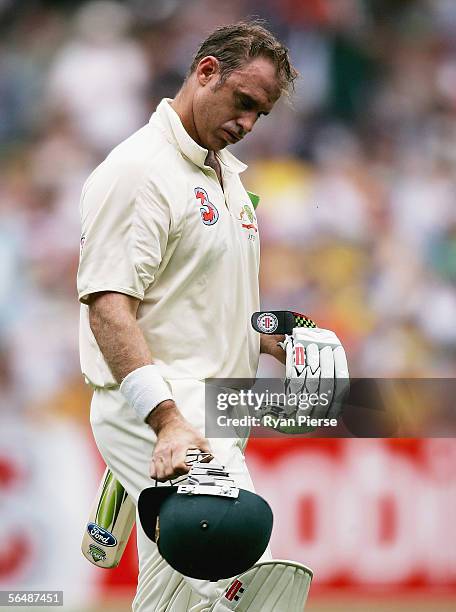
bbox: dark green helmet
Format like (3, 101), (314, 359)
(138, 461), (273, 581)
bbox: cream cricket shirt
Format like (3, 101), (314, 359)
(77, 99), (261, 388)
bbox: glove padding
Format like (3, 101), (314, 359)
(282, 327), (349, 420)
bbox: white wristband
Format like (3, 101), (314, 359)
(120, 364), (173, 422)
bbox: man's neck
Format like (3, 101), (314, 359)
(171, 87), (202, 148)
(171, 87), (223, 188)
(205, 151), (223, 188)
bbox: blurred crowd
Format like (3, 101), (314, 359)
(1, 0), (456, 418)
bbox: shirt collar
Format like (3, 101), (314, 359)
(150, 98), (247, 174)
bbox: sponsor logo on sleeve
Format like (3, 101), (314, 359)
(80, 234), (86, 255)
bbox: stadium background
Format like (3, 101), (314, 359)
(1, 0), (456, 610)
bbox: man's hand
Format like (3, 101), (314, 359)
(260, 333), (286, 364)
(259, 327), (349, 435)
(147, 400), (212, 482)
(283, 327), (349, 419)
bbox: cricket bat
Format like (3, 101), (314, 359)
(81, 468), (136, 568)
(82, 451), (212, 568)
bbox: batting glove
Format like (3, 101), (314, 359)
(281, 327), (349, 419)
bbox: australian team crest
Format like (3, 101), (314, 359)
(194, 187), (219, 226)
(238, 203), (258, 233)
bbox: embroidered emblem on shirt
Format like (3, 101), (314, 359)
(194, 187), (219, 226)
(238, 204), (258, 232)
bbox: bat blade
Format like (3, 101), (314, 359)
(81, 468), (136, 568)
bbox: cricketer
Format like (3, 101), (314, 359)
(77, 20), (347, 611)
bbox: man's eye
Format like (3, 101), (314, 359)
(238, 97), (254, 110)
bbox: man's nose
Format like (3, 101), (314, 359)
(236, 112), (257, 135)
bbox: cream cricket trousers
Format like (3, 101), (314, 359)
(90, 379), (270, 612)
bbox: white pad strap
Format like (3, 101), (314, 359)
(211, 560), (313, 611)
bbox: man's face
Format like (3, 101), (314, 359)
(192, 56), (282, 151)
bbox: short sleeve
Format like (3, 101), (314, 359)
(77, 159), (171, 305)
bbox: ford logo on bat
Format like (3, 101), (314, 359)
(87, 522), (117, 547)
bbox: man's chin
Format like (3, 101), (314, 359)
(208, 135), (228, 152)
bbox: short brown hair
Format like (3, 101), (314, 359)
(188, 20), (298, 96)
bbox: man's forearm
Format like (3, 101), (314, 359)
(89, 292), (152, 383)
(146, 399), (185, 432)
(88, 292), (185, 433)
(87, 292), (211, 480)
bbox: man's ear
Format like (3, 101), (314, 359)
(195, 56), (220, 86)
